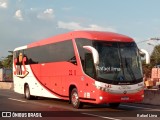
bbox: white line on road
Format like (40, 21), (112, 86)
(121, 104), (160, 111)
(82, 113), (122, 120)
(8, 98), (26, 103)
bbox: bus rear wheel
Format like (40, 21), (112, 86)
(71, 88), (83, 109)
(109, 103), (120, 108)
(24, 85), (33, 100)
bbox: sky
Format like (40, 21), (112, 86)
(0, 0), (160, 58)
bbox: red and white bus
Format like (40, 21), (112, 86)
(13, 31), (145, 108)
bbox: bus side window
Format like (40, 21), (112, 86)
(84, 53), (95, 78)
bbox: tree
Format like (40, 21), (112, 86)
(142, 62), (152, 78)
(142, 45), (160, 78)
(150, 45), (160, 66)
(0, 61), (3, 68)
(1, 51), (13, 68)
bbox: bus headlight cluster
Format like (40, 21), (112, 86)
(96, 86), (109, 92)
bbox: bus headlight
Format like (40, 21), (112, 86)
(99, 96), (103, 100)
(96, 86), (107, 91)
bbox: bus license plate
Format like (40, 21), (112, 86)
(121, 96), (129, 100)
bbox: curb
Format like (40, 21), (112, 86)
(0, 82), (14, 90)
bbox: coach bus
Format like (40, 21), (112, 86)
(13, 31), (147, 108)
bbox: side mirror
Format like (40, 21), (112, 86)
(83, 46), (99, 66)
(140, 49), (150, 64)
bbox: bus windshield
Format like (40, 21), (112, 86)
(75, 38), (143, 85)
(95, 42), (143, 84)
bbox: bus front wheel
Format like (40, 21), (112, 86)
(71, 88), (83, 109)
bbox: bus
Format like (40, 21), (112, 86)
(13, 31), (146, 109)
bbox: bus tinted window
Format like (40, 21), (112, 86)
(14, 40), (77, 65)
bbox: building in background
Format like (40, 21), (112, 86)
(0, 68), (13, 82)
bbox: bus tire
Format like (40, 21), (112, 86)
(24, 85), (33, 100)
(71, 88), (83, 109)
(109, 103), (120, 108)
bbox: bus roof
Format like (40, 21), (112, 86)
(27, 31), (134, 48)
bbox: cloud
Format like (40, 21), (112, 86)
(58, 21), (83, 30)
(57, 21), (117, 32)
(0, 0), (8, 8)
(37, 8), (54, 20)
(14, 10), (23, 21)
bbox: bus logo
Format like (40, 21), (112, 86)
(14, 52), (29, 78)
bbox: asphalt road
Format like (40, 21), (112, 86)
(0, 89), (160, 120)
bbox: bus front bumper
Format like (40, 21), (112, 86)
(95, 90), (144, 104)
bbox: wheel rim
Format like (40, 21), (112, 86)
(72, 92), (79, 106)
(25, 87), (30, 98)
